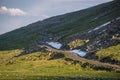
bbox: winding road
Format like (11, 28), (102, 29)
(38, 44), (120, 72)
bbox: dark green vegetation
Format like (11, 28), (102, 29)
(0, 1), (120, 50)
(0, 0), (120, 80)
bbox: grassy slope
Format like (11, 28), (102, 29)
(0, 50), (120, 80)
(0, 1), (120, 80)
(49, 1), (120, 39)
(96, 44), (120, 62)
(68, 39), (85, 49)
(0, 27), (43, 50)
(0, 1), (120, 50)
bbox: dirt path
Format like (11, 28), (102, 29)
(38, 44), (120, 72)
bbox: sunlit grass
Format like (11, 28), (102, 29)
(0, 50), (120, 79)
(68, 39), (85, 49)
(96, 44), (120, 61)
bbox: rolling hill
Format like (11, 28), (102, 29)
(0, 0), (120, 80)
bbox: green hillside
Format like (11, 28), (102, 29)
(0, 0), (120, 80)
(0, 1), (120, 50)
(0, 50), (120, 80)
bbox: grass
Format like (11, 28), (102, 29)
(0, 27), (42, 50)
(0, 50), (120, 79)
(0, 59), (120, 79)
(0, 1), (120, 51)
(48, 1), (120, 40)
(96, 44), (120, 62)
(0, 1), (120, 80)
(68, 39), (85, 49)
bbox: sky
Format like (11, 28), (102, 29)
(0, 0), (112, 35)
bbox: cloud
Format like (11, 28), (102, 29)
(0, 6), (26, 16)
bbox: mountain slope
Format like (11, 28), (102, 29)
(0, 1), (120, 79)
(0, 1), (120, 50)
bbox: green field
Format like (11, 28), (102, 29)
(0, 50), (120, 80)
